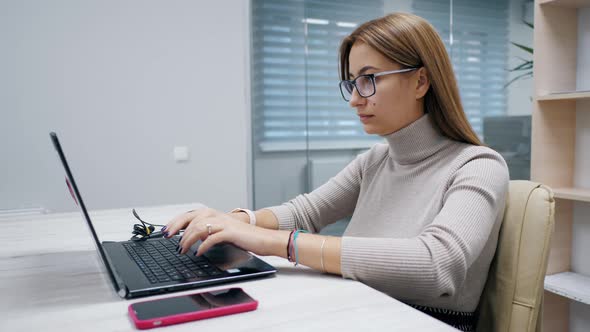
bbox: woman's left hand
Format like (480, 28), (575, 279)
(163, 208), (283, 257)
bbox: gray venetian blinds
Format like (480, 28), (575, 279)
(252, 0), (384, 151)
(412, 0), (509, 136)
(252, 0), (509, 150)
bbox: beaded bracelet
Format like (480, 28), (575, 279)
(286, 230), (295, 262)
(288, 230), (297, 263)
(319, 237), (327, 272)
(292, 230), (308, 266)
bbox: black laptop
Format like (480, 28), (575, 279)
(50, 132), (276, 299)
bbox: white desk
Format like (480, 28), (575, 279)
(0, 204), (457, 331)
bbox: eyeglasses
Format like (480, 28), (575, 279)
(339, 68), (418, 102)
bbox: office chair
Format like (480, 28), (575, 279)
(476, 180), (555, 332)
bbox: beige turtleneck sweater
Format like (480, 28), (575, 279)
(266, 114), (509, 312)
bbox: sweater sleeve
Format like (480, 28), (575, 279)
(340, 151), (509, 300)
(264, 149), (372, 233)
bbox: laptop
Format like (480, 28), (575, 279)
(50, 132), (276, 299)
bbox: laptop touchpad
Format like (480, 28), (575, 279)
(204, 243), (252, 270)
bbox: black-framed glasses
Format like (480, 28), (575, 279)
(339, 68), (418, 102)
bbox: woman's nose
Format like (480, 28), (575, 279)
(348, 87), (366, 108)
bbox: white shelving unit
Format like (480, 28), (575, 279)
(545, 272), (590, 305)
(536, 90), (590, 101)
(552, 188), (590, 203)
(531, 0), (590, 330)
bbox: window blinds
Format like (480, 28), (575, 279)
(412, 0), (509, 136)
(252, 0), (384, 151)
(252, 0), (508, 151)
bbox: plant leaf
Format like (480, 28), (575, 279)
(523, 21), (534, 29)
(504, 71), (533, 89)
(511, 42), (534, 54)
(509, 61), (533, 72)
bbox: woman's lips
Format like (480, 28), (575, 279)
(358, 114), (374, 123)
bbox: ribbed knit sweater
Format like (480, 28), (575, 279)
(266, 114), (509, 312)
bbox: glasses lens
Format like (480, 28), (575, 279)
(356, 76), (374, 97)
(340, 81), (354, 101)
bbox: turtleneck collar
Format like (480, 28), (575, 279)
(383, 113), (451, 165)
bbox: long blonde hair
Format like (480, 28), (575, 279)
(339, 13), (482, 146)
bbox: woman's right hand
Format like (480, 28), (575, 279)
(163, 208), (249, 237)
(162, 208), (286, 257)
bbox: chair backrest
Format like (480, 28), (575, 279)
(476, 180), (555, 332)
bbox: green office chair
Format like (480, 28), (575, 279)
(476, 180), (555, 332)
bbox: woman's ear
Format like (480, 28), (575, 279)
(415, 67), (430, 99)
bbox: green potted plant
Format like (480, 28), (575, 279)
(505, 22), (533, 88)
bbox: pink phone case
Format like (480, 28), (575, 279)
(128, 288), (258, 330)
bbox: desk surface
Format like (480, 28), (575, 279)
(0, 204), (457, 331)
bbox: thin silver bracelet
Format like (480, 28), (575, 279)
(320, 238), (327, 272)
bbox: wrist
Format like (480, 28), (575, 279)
(261, 228), (290, 258)
(230, 208), (256, 225)
(228, 211), (250, 224)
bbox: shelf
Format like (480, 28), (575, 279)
(545, 272), (590, 305)
(553, 187), (590, 202)
(539, 0), (590, 8)
(536, 91), (590, 101)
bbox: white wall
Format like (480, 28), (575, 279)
(0, 0), (251, 213)
(576, 8), (590, 92)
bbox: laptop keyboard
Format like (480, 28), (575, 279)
(123, 237), (222, 284)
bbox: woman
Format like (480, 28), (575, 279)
(163, 13), (508, 331)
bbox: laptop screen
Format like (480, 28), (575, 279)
(50, 132), (127, 297)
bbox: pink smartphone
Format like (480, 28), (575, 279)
(128, 287), (258, 329)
